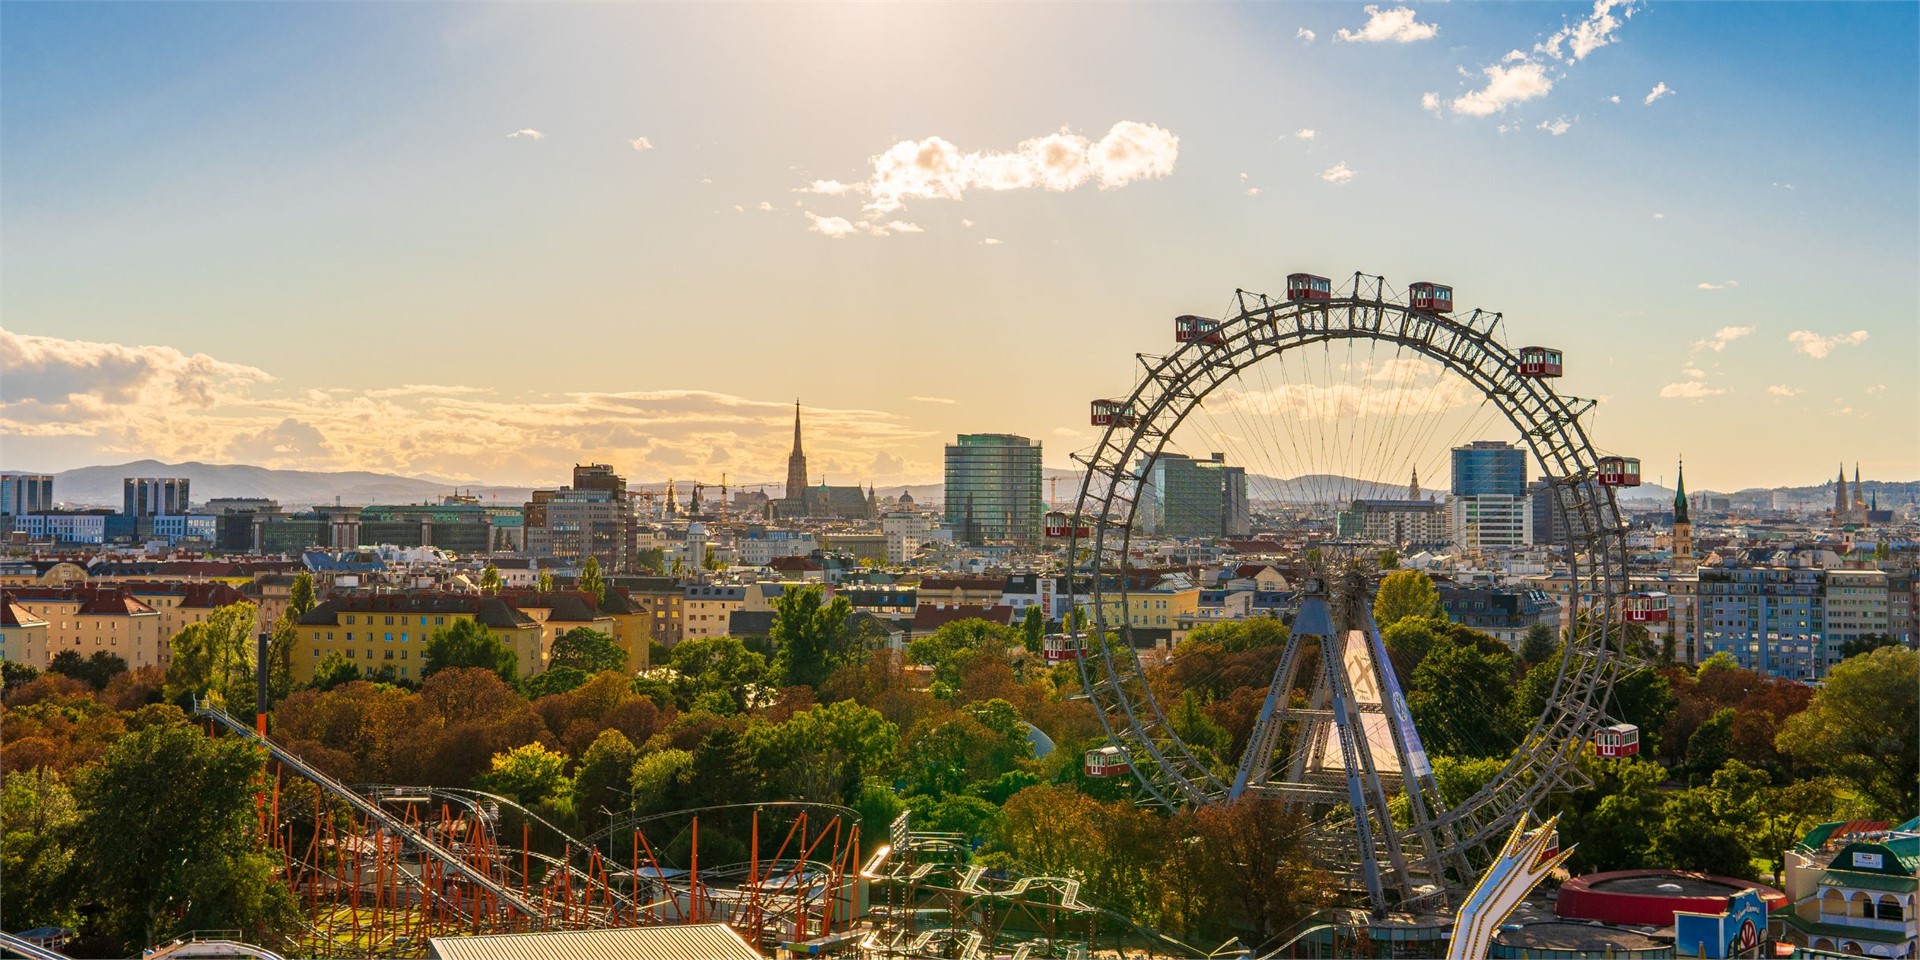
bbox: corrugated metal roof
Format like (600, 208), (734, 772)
(428, 924), (762, 960)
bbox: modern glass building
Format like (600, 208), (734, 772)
(0, 474), (53, 515)
(944, 434), (1043, 546)
(1137, 452), (1248, 538)
(1451, 440), (1527, 496)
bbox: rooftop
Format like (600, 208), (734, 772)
(427, 924), (762, 960)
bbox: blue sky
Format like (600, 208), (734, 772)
(3, 2), (1914, 492)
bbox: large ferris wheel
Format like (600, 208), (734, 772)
(1058, 272), (1645, 915)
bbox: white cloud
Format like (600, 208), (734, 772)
(1681, 366), (1706, 380)
(959, 219), (975, 228)
(1772, 182), (1795, 190)
(1832, 405), (1854, 416)
(3, 331), (943, 483)
(1320, 161), (1356, 185)
(1660, 381), (1727, 400)
(981, 238), (1003, 246)
(1297, 27), (1316, 42)
(1609, 95), (1621, 104)
(757, 201), (773, 212)
(1766, 385), (1802, 398)
(1864, 384), (1887, 395)
(731, 204), (746, 214)
(798, 179), (857, 195)
(1336, 5), (1439, 43)
(628, 136), (653, 151)
(1537, 0), (1636, 63)
(1421, 92), (1442, 115)
(1644, 82), (1673, 105)
(1539, 117), (1574, 136)
(908, 396), (956, 405)
(1691, 326), (1754, 352)
(1451, 61), (1553, 115)
(1788, 330), (1869, 359)
(1246, 187), (1263, 196)
(1294, 128), (1318, 140)
(815, 121), (1178, 226)
(1696, 280), (1740, 291)
(805, 212), (859, 239)
(1652, 213), (1665, 219)
(507, 129), (545, 140)
(883, 220), (924, 234)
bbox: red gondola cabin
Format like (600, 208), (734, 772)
(1517, 346), (1564, 378)
(1085, 745), (1130, 777)
(1409, 282), (1454, 314)
(1044, 512), (1090, 539)
(1042, 633), (1087, 663)
(1174, 314), (1225, 345)
(1286, 273), (1333, 301)
(1090, 399), (1137, 428)
(1593, 723), (1640, 758)
(1596, 456), (1642, 487)
(1623, 592), (1670, 623)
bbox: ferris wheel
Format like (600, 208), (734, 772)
(1057, 272), (1643, 915)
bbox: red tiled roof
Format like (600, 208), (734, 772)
(1, 600), (47, 628)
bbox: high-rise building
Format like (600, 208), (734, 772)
(571, 463), (633, 567)
(0, 474), (54, 515)
(1527, 478), (1570, 547)
(1449, 494), (1532, 551)
(123, 477), (191, 517)
(1337, 499), (1448, 546)
(944, 434), (1043, 546)
(1451, 440), (1527, 496)
(1138, 453), (1249, 538)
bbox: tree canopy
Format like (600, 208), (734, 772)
(422, 619), (518, 682)
(1372, 569), (1445, 630)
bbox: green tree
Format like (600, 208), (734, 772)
(745, 700), (899, 804)
(479, 742), (571, 807)
(537, 569), (555, 592)
(549, 627), (628, 674)
(307, 652), (361, 691)
(1373, 569), (1445, 630)
(1649, 786), (1755, 879)
(422, 619), (518, 682)
(629, 749), (695, 818)
(1183, 616), (1289, 653)
(479, 563), (502, 594)
(1520, 623), (1557, 666)
(1, 767), (81, 932)
(1777, 645), (1919, 816)
(166, 600), (260, 701)
(572, 730), (640, 836)
(579, 557), (606, 604)
(288, 571), (317, 618)
(908, 618), (1015, 687)
(1685, 707), (1736, 784)
(1170, 690), (1230, 759)
(1836, 632), (1899, 660)
(48, 650), (128, 690)
(636, 548), (666, 575)
(1560, 756), (1666, 872)
(1, 660), (40, 692)
(666, 636), (769, 713)
(1020, 606), (1046, 655)
(1408, 639), (1519, 759)
(520, 665), (591, 699)
(70, 724), (298, 953)
(770, 584), (859, 688)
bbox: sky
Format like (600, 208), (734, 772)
(2, 1), (1915, 494)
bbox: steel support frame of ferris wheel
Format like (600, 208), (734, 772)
(1065, 273), (1638, 909)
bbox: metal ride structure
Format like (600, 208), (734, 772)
(1061, 272), (1641, 918)
(194, 702), (863, 958)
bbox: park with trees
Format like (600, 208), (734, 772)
(2, 570), (1915, 954)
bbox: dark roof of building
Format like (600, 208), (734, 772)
(1, 600), (47, 628)
(768, 556), (824, 572)
(728, 610), (778, 638)
(427, 924), (762, 960)
(912, 604), (1016, 631)
(496, 590), (605, 622)
(7, 585), (160, 616)
(918, 576), (1004, 592)
(120, 580), (252, 608)
(297, 593), (535, 630)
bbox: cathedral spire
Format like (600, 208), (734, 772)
(784, 400), (809, 511)
(1673, 457), (1689, 524)
(1409, 467), (1421, 501)
(792, 399), (804, 456)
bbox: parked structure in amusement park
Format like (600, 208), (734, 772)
(1055, 271), (1647, 946)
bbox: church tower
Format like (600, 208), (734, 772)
(785, 401), (809, 517)
(1853, 463), (1868, 517)
(1671, 458), (1695, 575)
(1834, 463), (1849, 526)
(1409, 467), (1421, 501)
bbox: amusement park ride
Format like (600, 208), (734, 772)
(171, 270), (1647, 959)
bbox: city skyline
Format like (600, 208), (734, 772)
(4, 2), (1917, 491)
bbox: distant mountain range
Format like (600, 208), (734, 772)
(21, 460), (1705, 511)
